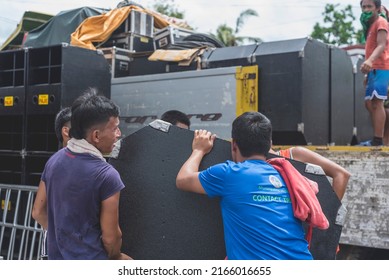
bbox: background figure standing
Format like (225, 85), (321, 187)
(54, 106), (72, 147)
(40, 106), (72, 260)
(32, 88), (131, 260)
(359, 0), (389, 146)
(176, 112), (315, 260)
(161, 110), (190, 129)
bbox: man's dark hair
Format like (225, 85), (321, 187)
(54, 107), (71, 144)
(360, 0), (381, 8)
(70, 88), (120, 139)
(231, 112), (272, 157)
(161, 110), (190, 128)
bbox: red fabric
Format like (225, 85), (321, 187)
(305, 224), (313, 249)
(277, 148), (292, 159)
(267, 158), (329, 230)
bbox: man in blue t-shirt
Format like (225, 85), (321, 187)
(32, 89), (131, 260)
(176, 112), (312, 260)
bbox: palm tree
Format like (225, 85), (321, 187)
(216, 24), (236, 46)
(153, 0), (185, 19)
(214, 9), (261, 46)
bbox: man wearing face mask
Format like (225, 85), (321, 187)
(359, 0), (389, 146)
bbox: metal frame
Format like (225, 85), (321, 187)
(0, 183), (43, 260)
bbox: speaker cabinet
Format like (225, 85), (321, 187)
(330, 47), (354, 145)
(0, 44), (112, 186)
(26, 44), (111, 115)
(110, 122), (343, 259)
(110, 123), (228, 260)
(205, 44), (258, 69)
(253, 38), (331, 145)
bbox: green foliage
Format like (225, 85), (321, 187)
(214, 9), (261, 47)
(153, 0), (184, 19)
(216, 24), (236, 46)
(311, 4), (364, 46)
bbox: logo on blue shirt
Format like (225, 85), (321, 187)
(269, 175), (283, 188)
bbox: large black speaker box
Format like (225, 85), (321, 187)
(0, 49), (27, 152)
(253, 38), (331, 145)
(0, 48), (26, 115)
(110, 121), (343, 259)
(200, 37), (356, 145)
(205, 44), (258, 69)
(110, 122), (228, 259)
(0, 44), (112, 185)
(0, 152), (22, 184)
(330, 47), (354, 145)
(26, 44), (111, 115)
(25, 44), (111, 152)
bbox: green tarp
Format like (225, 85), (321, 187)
(24, 7), (109, 48)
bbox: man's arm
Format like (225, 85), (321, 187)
(100, 192), (132, 260)
(32, 180), (48, 229)
(292, 146), (350, 200)
(176, 130), (216, 194)
(361, 29), (387, 74)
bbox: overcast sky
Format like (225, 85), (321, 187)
(0, 0), (367, 46)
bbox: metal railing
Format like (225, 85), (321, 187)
(0, 183), (44, 260)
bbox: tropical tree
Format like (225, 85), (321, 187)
(311, 4), (363, 46)
(214, 9), (261, 46)
(153, 0), (184, 19)
(216, 24), (236, 46)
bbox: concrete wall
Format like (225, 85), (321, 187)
(314, 147), (389, 250)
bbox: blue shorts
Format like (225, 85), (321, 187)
(365, 69), (389, 100)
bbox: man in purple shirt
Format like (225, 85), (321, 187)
(32, 88), (131, 260)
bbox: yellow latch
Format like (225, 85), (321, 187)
(235, 65), (258, 116)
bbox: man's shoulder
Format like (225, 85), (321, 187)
(46, 148), (66, 163)
(377, 16), (388, 23)
(374, 16), (389, 29)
